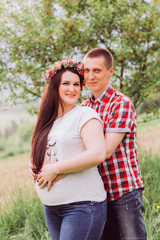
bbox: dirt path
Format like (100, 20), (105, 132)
(0, 153), (35, 206)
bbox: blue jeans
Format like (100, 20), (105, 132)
(100, 189), (147, 240)
(44, 200), (107, 240)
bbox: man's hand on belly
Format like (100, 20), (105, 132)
(51, 174), (66, 187)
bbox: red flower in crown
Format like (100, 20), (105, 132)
(45, 59), (84, 83)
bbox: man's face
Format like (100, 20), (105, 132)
(83, 57), (114, 99)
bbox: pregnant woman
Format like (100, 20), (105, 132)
(30, 59), (107, 240)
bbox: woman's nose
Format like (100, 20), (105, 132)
(68, 84), (74, 91)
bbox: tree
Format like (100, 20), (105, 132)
(57, 0), (160, 108)
(0, 0), (160, 110)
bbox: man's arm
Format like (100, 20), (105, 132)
(48, 132), (126, 185)
(104, 99), (135, 158)
(105, 132), (126, 159)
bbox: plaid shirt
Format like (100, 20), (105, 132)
(82, 85), (144, 201)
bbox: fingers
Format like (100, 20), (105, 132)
(47, 181), (52, 191)
(37, 176), (51, 191)
(29, 168), (36, 178)
(37, 173), (50, 189)
(29, 167), (37, 182)
(37, 174), (66, 190)
(38, 179), (48, 189)
(33, 176), (37, 183)
(37, 172), (64, 190)
(51, 174), (66, 186)
(40, 181), (48, 189)
(37, 178), (52, 190)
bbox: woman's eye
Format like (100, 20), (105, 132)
(62, 82), (69, 85)
(62, 82), (80, 86)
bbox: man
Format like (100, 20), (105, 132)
(82, 48), (147, 240)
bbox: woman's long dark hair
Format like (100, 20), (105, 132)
(31, 68), (83, 173)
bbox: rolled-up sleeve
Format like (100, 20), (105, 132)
(105, 100), (136, 133)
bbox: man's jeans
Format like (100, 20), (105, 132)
(101, 189), (147, 240)
(44, 200), (107, 240)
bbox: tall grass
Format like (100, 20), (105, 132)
(0, 187), (50, 240)
(140, 152), (160, 240)
(141, 153), (160, 203)
(0, 152), (160, 239)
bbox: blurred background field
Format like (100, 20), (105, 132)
(137, 117), (160, 156)
(0, 108), (36, 159)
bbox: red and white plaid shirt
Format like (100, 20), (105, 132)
(82, 85), (144, 201)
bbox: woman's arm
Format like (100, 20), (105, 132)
(38, 118), (106, 190)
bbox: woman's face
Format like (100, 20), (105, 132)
(59, 71), (81, 108)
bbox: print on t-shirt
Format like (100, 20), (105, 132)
(46, 136), (58, 163)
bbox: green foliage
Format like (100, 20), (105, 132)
(137, 92), (160, 112)
(0, 0), (65, 105)
(58, 0), (160, 108)
(137, 93), (160, 122)
(0, 0), (160, 109)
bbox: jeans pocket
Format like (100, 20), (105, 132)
(132, 189), (143, 205)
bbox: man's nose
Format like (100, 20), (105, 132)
(88, 71), (94, 79)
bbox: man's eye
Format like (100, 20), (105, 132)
(95, 69), (100, 72)
(74, 83), (80, 86)
(84, 69), (89, 73)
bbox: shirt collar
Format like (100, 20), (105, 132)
(89, 85), (114, 104)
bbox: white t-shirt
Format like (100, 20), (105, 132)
(36, 105), (106, 206)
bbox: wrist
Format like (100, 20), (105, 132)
(52, 163), (60, 175)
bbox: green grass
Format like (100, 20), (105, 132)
(0, 187), (50, 240)
(140, 153), (160, 239)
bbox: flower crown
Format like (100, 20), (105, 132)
(45, 59), (84, 83)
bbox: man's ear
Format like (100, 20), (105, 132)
(108, 66), (114, 78)
(109, 66), (115, 75)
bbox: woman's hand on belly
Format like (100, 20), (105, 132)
(37, 163), (58, 191)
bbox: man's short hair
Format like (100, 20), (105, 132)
(84, 48), (113, 69)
